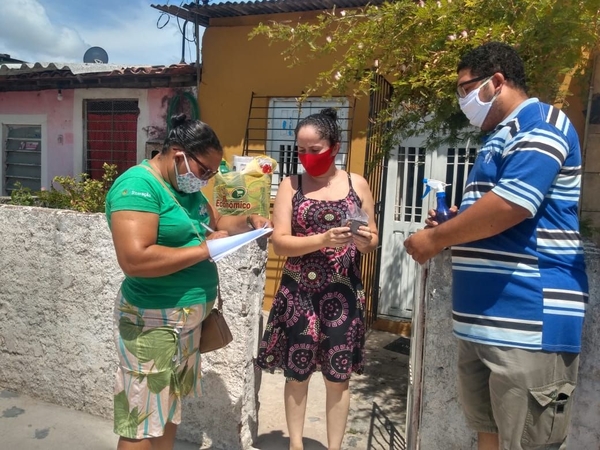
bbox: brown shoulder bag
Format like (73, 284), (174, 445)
(200, 286), (233, 353)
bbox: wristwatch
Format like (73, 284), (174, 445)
(246, 215), (255, 230)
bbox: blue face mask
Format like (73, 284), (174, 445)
(175, 154), (208, 193)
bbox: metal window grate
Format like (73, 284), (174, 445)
(445, 146), (477, 207)
(242, 94), (354, 196)
(2, 124), (42, 195)
(396, 146), (427, 223)
(85, 100), (138, 179)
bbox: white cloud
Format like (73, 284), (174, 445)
(0, 0), (88, 62)
(0, 0), (198, 66)
(80, 5), (196, 66)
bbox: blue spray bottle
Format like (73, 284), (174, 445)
(422, 178), (455, 224)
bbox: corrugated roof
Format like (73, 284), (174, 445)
(151, 0), (388, 27)
(0, 62), (195, 76)
(0, 63), (199, 92)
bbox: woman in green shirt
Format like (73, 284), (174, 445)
(105, 114), (270, 450)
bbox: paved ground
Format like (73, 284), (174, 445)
(0, 328), (408, 450)
(254, 328), (409, 450)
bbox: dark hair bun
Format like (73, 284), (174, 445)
(170, 113), (187, 130)
(320, 107), (338, 122)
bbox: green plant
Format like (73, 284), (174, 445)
(10, 182), (36, 206)
(53, 163), (118, 213)
(10, 163), (118, 213)
(36, 186), (72, 210)
(251, 0), (600, 150)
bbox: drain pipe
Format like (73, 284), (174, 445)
(195, 0), (201, 94)
(180, 20), (188, 64)
(580, 52), (598, 217)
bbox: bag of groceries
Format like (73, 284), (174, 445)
(213, 155), (277, 217)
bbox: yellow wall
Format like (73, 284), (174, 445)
(198, 12), (370, 309)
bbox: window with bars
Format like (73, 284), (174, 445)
(395, 146), (426, 222)
(243, 95), (353, 197)
(85, 100), (138, 179)
(2, 124), (42, 196)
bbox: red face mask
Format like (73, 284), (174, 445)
(298, 147), (335, 177)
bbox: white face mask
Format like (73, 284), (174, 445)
(175, 154), (208, 193)
(458, 78), (499, 128)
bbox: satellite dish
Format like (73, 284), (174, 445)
(83, 47), (109, 64)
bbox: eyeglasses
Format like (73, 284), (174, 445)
(456, 75), (493, 98)
(186, 152), (219, 180)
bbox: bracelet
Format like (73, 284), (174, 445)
(246, 215), (255, 230)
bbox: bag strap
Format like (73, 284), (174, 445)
(141, 163), (224, 310)
(217, 284), (224, 311)
(140, 163), (203, 243)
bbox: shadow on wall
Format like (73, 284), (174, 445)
(379, 229), (422, 320)
(179, 370), (243, 449)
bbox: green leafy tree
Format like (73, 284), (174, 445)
(252, 0), (600, 148)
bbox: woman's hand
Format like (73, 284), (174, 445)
(248, 214), (273, 230)
(211, 208), (273, 235)
(321, 226), (353, 248)
(206, 230), (229, 240)
(352, 225), (375, 250)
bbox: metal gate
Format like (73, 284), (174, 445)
(378, 139), (478, 320)
(360, 74), (393, 329)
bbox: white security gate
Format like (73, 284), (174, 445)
(378, 137), (477, 319)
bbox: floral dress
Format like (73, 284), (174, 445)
(256, 174), (366, 382)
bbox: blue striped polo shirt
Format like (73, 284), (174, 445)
(452, 98), (589, 353)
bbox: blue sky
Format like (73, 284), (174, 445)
(0, 0), (232, 66)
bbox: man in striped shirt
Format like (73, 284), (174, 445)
(404, 42), (588, 450)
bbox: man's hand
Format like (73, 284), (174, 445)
(403, 228), (444, 264)
(425, 205), (458, 228)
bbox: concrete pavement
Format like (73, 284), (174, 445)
(0, 328), (408, 450)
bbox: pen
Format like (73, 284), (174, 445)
(200, 222), (215, 233)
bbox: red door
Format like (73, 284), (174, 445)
(86, 100), (139, 179)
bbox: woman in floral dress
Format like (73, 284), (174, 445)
(256, 108), (379, 450)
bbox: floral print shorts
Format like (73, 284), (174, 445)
(113, 291), (213, 439)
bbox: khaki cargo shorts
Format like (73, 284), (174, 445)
(457, 339), (579, 450)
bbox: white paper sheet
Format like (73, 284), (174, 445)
(206, 226), (273, 262)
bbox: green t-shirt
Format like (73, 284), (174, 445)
(105, 160), (218, 309)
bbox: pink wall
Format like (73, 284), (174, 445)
(0, 87), (178, 188)
(147, 89), (174, 140)
(0, 90), (75, 182)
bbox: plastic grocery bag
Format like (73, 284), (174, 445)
(343, 202), (369, 234)
(213, 155), (277, 217)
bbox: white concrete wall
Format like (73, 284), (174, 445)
(410, 243), (600, 449)
(0, 205), (268, 449)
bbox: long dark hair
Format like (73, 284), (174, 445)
(294, 107), (341, 146)
(162, 114), (223, 156)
